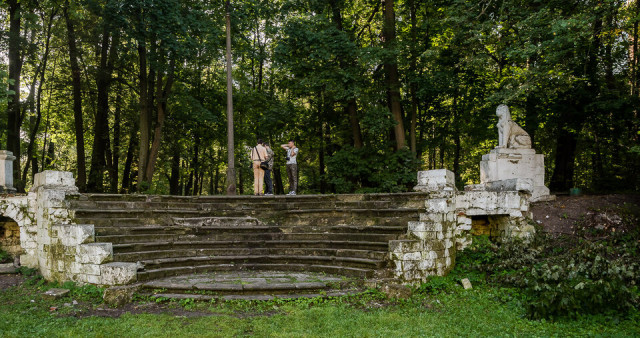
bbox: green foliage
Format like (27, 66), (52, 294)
(0, 249), (11, 263)
(326, 146), (420, 193)
(415, 276), (460, 295)
(2, 0), (640, 194)
(525, 249), (639, 319)
(454, 209), (640, 319)
(49, 281), (105, 303)
(17, 266), (39, 277)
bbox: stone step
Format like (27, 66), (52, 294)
(146, 289), (362, 301)
(114, 247), (388, 262)
(77, 214), (419, 229)
(93, 224), (406, 236)
(139, 254), (384, 271)
(136, 263), (374, 280)
(112, 240), (389, 254)
(143, 280), (332, 295)
(96, 232), (399, 244)
(71, 199), (423, 211)
(93, 225), (276, 236)
(72, 192), (430, 204)
(74, 208), (423, 219)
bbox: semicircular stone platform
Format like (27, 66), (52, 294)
(70, 193), (429, 285)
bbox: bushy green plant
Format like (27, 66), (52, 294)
(326, 145), (420, 193)
(0, 249), (11, 263)
(524, 244), (639, 319)
(454, 210), (640, 319)
(416, 276), (460, 295)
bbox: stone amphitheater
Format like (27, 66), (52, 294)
(0, 168), (541, 301)
(0, 107), (556, 301)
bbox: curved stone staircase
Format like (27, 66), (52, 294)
(69, 193), (428, 299)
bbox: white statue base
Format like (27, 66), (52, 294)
(0, 151), (16, 193)
(480, 147), (553, 202)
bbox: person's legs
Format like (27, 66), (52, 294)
(253, 163), (260, 195)
(257, 168), (265, 194)
(264, 169), (273, 194)
(291, 164), (298, 194)
(286, 164), (294, 193)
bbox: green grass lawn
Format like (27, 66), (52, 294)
(1, 277), (639, 337)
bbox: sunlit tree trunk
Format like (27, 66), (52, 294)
(382, 0), (406, 151)
(6, 0), (23, 191)
(64, 0), (86, 192)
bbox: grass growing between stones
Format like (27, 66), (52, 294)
(1, 274), (639, 337)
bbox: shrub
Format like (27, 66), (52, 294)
(454, 210), (640, 319)
(326, 145), (420, 193)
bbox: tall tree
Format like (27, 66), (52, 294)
(63, 0), (87, 192)
(381, 0), (406, 150)
(6, 0), (23, 191)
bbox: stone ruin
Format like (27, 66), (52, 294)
(472, 105), (554, 202)
(0, 105), (552, 288)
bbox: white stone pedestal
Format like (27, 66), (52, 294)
(480, 148), (552, 201)
(414, 169), (456, 192)
(0, 151), (16, 193)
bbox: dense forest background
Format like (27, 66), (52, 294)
(1, 0), (639, 195)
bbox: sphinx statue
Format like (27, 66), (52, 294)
(473, 105), (553, 202)
(496, 104), (532, 149)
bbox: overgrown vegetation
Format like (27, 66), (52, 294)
(2, 269), (640, 336)
(0, 248), (11, 263)
(453, 204), (640, 319)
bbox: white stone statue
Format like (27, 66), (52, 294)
(496, 104), (531, 149)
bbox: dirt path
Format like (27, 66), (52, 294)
(530, 194), (640, 235)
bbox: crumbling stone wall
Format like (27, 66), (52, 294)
(0, 171), (136, 286)
(389, 170), (536, 284)
(0, 195), (36, 265)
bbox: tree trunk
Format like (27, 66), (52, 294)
(143, 58), (175, 185)
(382, 0), (406, 150)
(225, 3), (237, 195)
(46, 142), (55, 168)
(22, 10), (55, 183)
(121, 126), (137, 193)
(328, 0), (364, 149)
(347, 101), (363, 149)
(549, 129), (578, 192)
(7, 0), (23, 191)
(137, 38), (150, 190)
(88, 28), (119, 192)
(452, 92), (461, 185)
(408, 0), (418, 155)
(64, 1), (87, 192)
(110, 75), (122, 193)
(169, 141), (181, 195)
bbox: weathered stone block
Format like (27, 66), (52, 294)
(54, 224), (94, 247)
(461, 278), (472, 290)
(402, 252), (422, 261)
(100, 262), (137, 285)
(85, 274), (101, 284)
(0, 151), (16, 193)
(419, 212), (444, 223)
(78, 243), (113, 264)
(414, 169), (456, 192)
(425, 199), (450, 213)
(42, 288), (69, 300)
(389, 240), (423, 253)
(485, 178), (533, 193)
(103, 285), (140, 307)
(408, 221), (442, 232)
(80, 263), (101, 276)
(32, 171), (77, 192)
